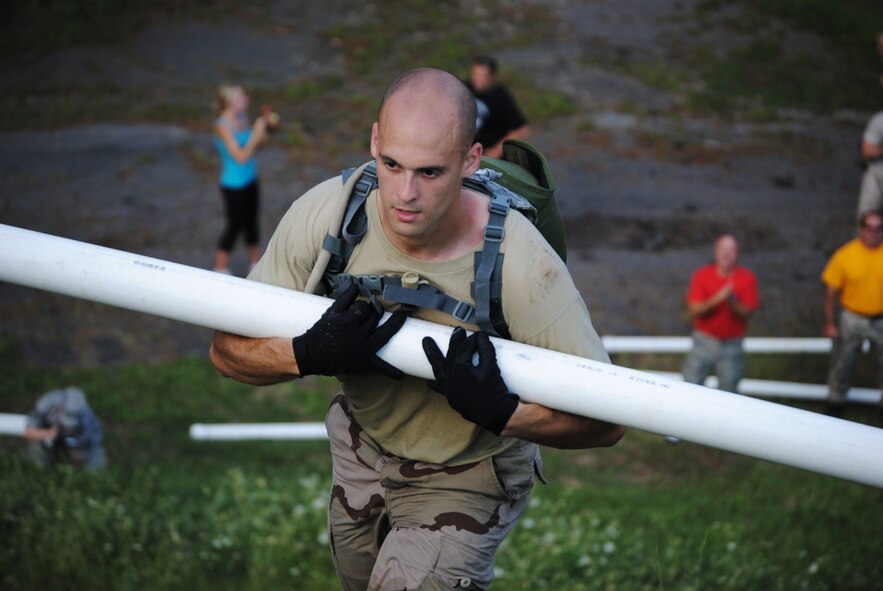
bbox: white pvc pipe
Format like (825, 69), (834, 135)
(0, 413), (26, 436)
(602, 335), (869, 354)
(1, 224), (882, 488)
(189, 380), (880, 442)
(653, 373), (881, 404)
(190, 422), (328, 441)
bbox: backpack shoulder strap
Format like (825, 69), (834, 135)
(472, 191), (512, 339)
(303, 161), (376, 294)
(320, 162), (378, 294)
(308, 161), (512, 339)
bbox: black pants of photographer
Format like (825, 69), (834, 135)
(218, 180), (260, 251)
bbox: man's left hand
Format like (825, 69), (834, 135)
(422, 328), (519, 435)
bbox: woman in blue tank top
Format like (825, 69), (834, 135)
(213, 84), (271, 274)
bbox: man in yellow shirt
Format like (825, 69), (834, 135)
(821, 210), (883, 416)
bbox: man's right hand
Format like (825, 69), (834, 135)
(292, 284), (407, 378)
(714, 282), (733, 303)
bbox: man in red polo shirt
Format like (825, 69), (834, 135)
(682, 234), (760, 393)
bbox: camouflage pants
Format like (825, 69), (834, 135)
(827, 309), (883, 403)
(325, 395), (539, 591)
(682, 331), (745, 393)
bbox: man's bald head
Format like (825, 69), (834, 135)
(714, 233), (739, 273)
(378, 68), (477, 154)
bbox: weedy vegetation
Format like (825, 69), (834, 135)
(2, 0), (882, 588)
(1, 343), (881, 590)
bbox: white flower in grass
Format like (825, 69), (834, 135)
(494, 566), (507, 578)
(299, 475), (319, 489)
(808, 562), (819, 575)
(578, 555), (592, 566)
(727, 541), (737, 552)
(522, 517), (535, 529)
(317, 531), (329, 545)
(211, 536), (231, 549)
(603, 541), (616, 554)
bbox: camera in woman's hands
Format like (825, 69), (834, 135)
(261, 104), (281, 132)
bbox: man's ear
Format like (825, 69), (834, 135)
(370, 122), (380, 160)
(462, 142), (483, 177)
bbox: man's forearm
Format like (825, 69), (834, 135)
(486, 125), (531, 158)
(209, 331), (300, 385)
(861, 140), (883, 162)
(823, 289), (839, 333)
(22, 426), (56, 442)
(501, 402), (625, 449)
(687, 298), (718, 318)
(729, 299), (755, 319)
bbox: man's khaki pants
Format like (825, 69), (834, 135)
(325, 395), (539, 590)
(827, 309), (883, 404)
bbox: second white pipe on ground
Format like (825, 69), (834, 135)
(190, 423), (328, 441)
(0, 413), (26, 437)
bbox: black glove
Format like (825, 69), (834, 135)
(293, 284), (407, 378)
(422, 328), (519, 435)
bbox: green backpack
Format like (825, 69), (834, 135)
(479, 140), (566, 262)
(316, 139), (566, 339)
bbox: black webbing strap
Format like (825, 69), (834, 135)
(336, 273), (477, 324)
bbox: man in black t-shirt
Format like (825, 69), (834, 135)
(465, 56), (530, 158)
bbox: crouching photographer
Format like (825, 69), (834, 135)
(23, 386), (106, 471)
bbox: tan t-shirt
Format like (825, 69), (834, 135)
(250, 174), (610, 465)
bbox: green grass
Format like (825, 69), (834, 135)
(8, 0), (877, 134)
(2, 0), (252, 66)
(687, 0), (883, 115)
(1, 344), (882, 590)
(0, 0), (570, 133)
(606, 0), (883, 118)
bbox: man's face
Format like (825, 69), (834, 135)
(370, 103), (480, 252)
(469, 64), (496, 93)
(714, 235), (739, 272)
(860, 213), (883, 249)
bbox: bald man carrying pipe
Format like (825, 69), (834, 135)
(210, 68), (623, 590)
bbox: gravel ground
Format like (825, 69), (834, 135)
(0, 0), (870, 366)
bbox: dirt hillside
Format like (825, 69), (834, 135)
(0, 0), (872, 366)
